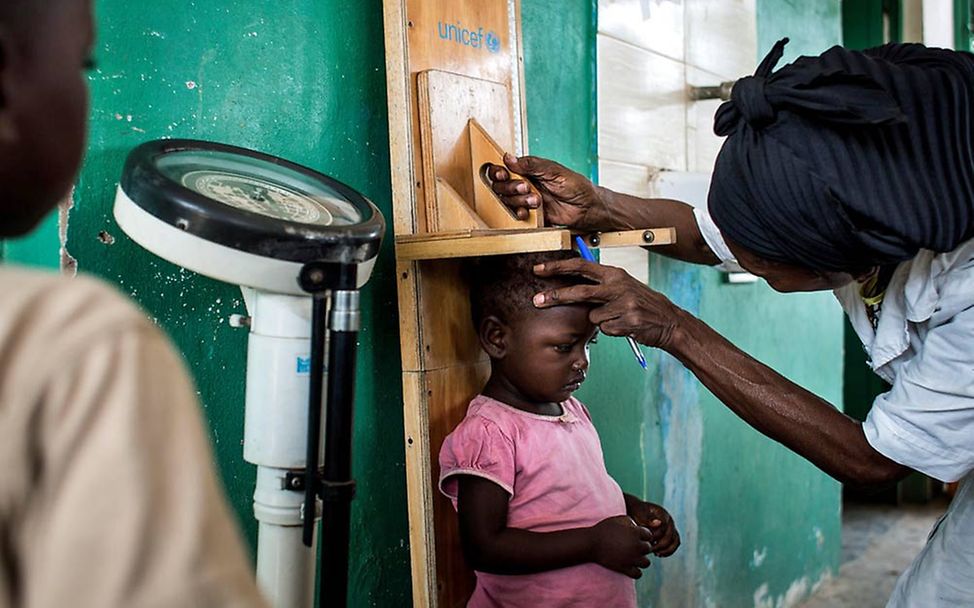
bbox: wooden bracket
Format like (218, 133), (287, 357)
(468, 118), (541, 229)
(396, 227), (572, 261)
(434, 178), (488, 231)
(417, 69), (517, 234)
(394, 226), (676, 261)
(428, 119), (542, 233)
(580, 227), (677, 249)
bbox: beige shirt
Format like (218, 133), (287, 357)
(0, 267), (267, 608)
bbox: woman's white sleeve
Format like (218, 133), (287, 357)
(693, 207), (745, 273)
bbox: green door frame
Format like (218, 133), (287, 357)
(956, 0), (972, 50)
(842, 0), (901, 49)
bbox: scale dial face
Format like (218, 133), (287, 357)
(180, 170), (336, 226)
(157, 150), (365, 227)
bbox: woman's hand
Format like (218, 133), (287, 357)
(532, 258), (686, 350)
(484, 154), (611, 230)
(486, 154), (723, 266)
(589, 515), (654, 579)
(625, 498), (681, 557)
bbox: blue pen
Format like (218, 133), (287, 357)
(573, 236), (648, 370)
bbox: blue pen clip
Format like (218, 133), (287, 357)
(574, 236), (648, 370)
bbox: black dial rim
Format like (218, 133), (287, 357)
(120, 139), (385, 264)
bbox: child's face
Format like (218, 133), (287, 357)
(0, 0), (94, 236)
(493, 303), (598, 405)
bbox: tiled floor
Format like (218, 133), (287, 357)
(799, 500), (949, 608)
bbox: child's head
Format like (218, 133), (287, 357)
(0, 0), (93, 237)
(470, 250), (598, 404)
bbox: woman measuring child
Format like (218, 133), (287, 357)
(488, 40), (974, 607)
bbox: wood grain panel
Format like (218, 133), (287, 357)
(435, 178), (489, 232)
(415, 259), (486, 372)
(425, 363), (490, 607)
(384, 3), (528, 605)
(396, 228), (570, 261)
(417, 71), (514, 232)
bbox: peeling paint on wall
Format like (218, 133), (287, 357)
(752, 546), (768, 568)
(655, 259), (705, 608)
(58, 190), (77, 276)
(753, 571), (831, 608)
(659, 353), (705, 605)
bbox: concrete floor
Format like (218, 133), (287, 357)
(799, 500), (949, 608)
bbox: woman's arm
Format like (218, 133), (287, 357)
(596, 189), (720, 266)
(457, 475), (653, 579)
(486, 155), (720, 265)
(531, 258), (911, 487)
(666, 309), (910, 486)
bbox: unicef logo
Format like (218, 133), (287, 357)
(437, 21), (502, 54)
(485, 31), (501, 54)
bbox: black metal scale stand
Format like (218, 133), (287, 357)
(299, 262), (360, 608)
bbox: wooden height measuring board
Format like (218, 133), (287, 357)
(382, 1), (676, 605)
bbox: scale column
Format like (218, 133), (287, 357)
(242, 289), (324, 608)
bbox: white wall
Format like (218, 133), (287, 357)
(596, 0), (756, 279)
(922, 0), (955, 48)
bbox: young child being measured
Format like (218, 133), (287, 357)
(439, 250), (681, 607)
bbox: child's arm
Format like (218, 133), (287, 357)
(623, 493), (681, 557)
(458, 475), (653, 578)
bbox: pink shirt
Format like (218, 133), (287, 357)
(439, 395), (636, 608)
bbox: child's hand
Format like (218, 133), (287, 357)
(626, 499), (681, 557)
(589, 515), (653, 579)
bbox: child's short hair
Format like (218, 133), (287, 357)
(468, 249), (586, 328)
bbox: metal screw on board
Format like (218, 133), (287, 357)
(642, 230), (655, 244)
(588, 234), (601, 247)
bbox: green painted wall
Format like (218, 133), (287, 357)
(842, 0), (890, 49)
(8, 2), (411, 605)
(523, 1), (598, 179)
(4, 0), (847, 604)
(580, 2), (845, 606)
(3, 208), (60, 268)
(957, 0), (972, 51)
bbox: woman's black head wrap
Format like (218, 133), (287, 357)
(708, 39), (974, 272)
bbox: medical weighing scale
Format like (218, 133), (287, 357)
(114, 139), (385, 608)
